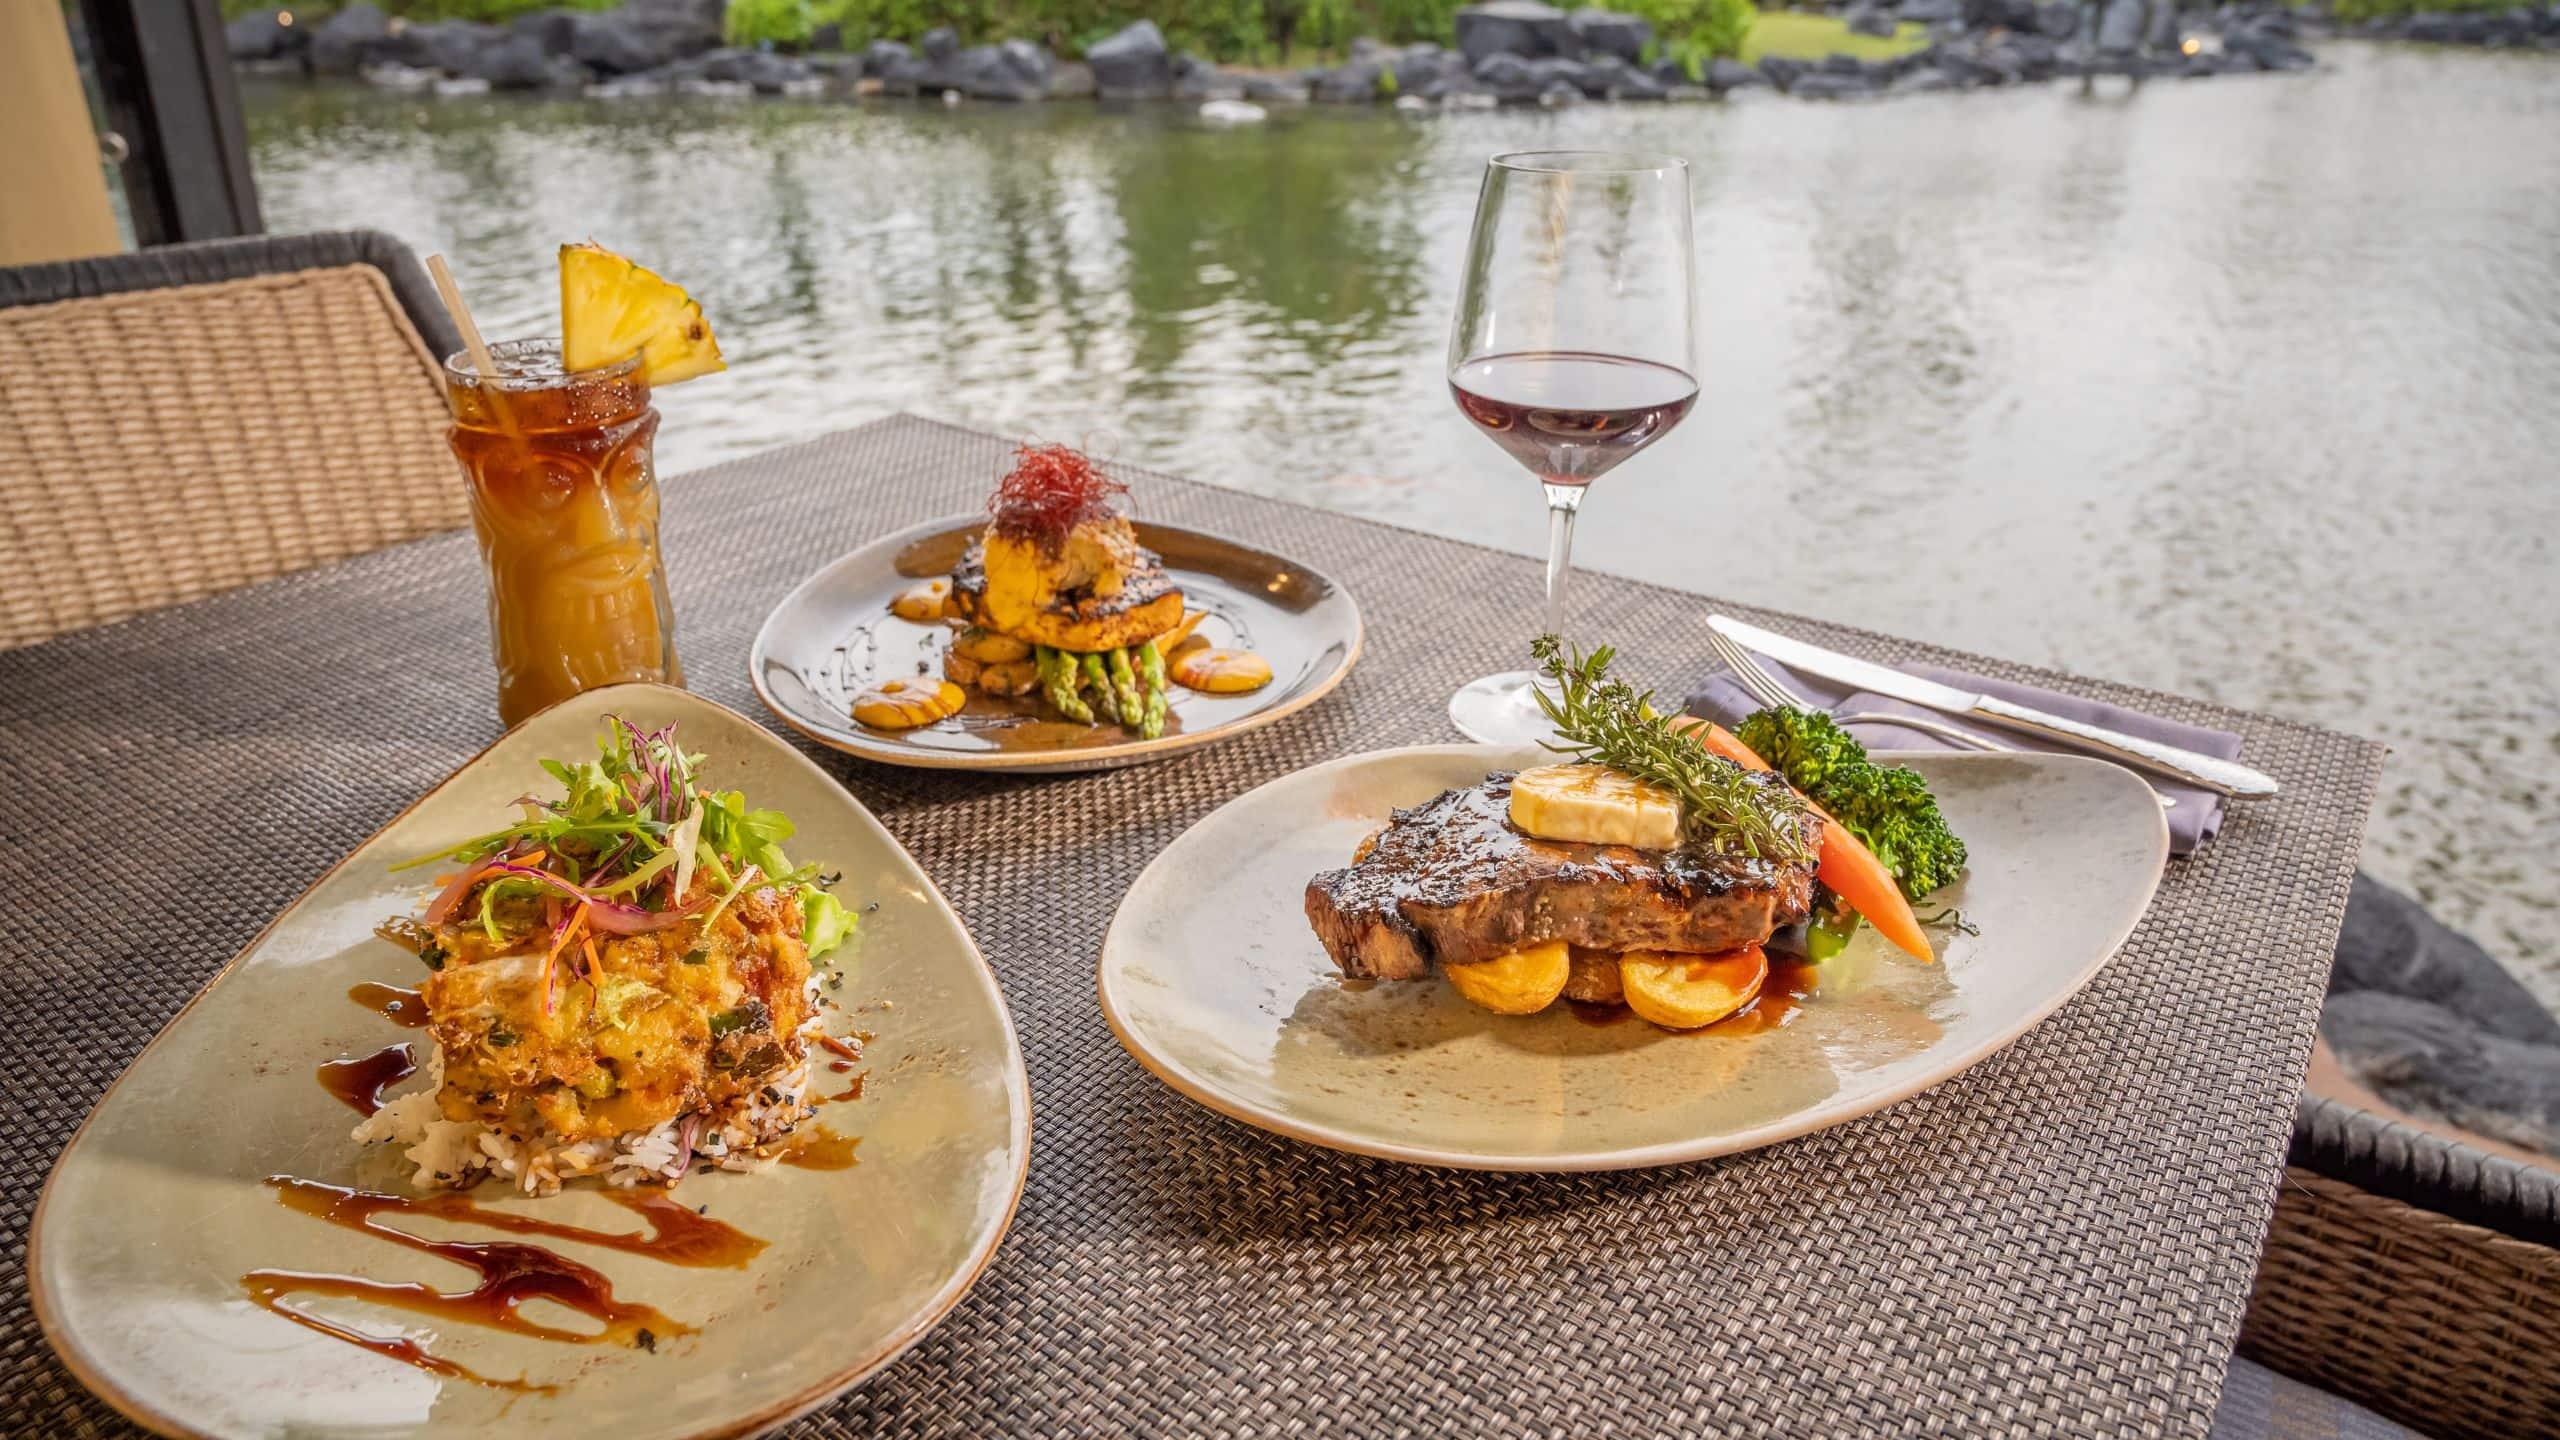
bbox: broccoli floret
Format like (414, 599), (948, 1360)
(1737, 706), (1968, 899)
(1736, 707), (1867, 796)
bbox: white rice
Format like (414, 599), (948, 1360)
(351, 976), (829, 1196)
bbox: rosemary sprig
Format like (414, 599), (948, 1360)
(1529, 635), (1813, 865)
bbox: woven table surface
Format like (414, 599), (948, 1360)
(0, 414), (2382, 1439)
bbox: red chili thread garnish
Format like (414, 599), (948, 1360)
(988, 443), (1126, 546)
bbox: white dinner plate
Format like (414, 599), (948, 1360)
(1099, 744), (2167, 1170)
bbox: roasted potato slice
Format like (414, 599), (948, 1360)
(1443, 939), (1571, 1015)
(1169, 646), (1272, 694)
(1619, 946), (1769, 1031)
(943, 650), (984, 687)
(852, 677), (965, 730)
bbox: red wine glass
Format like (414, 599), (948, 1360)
(1446, 150), (1698, 746)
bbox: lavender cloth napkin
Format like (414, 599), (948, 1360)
(1685, 654), (2245, 855)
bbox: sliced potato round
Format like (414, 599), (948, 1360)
(1169, 646), (1273, 694)
(890, 578), (952, 622)
(1443, 939), (1571, 1015)
(943, 650), (984, 687)
(1619, 946), (1769, 1031)
(851, 676), (966, 730)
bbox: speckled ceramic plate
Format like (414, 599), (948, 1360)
(32, 684), (1031, 1439)
(751, 513), (1362, 773)
(1099, 744), (2167, 1170)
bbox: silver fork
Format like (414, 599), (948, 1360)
(1700, 628), (2178, 809)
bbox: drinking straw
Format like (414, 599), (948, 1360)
(425, 252), (519, 437)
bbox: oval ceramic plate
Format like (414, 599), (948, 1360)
(751, 514), (1363, 773)
(33, 684), (1031, 1439)
(1099, 744), (2167, 1170)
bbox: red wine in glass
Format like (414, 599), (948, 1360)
(1449, 351), (1699, 485)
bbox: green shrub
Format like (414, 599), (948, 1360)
(1623, 0), (1758, 72)
(726, 0), (822, 45)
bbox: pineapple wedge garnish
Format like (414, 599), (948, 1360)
(559, 242), (725, 386)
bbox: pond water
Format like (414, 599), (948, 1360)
(242, 42), (2560, 1000)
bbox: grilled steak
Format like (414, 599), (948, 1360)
(1305, 773), (1821, 979)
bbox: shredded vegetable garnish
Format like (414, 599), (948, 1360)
(399, 717), (856, 962)
(987, 442), (1125, 545)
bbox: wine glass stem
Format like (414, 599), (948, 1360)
(1540, 482), (1585, 640)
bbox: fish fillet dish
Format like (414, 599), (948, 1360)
(357, 717), (858, 1194)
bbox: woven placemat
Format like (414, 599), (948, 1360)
(0, 415), (2382, 1438)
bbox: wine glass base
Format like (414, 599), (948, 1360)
(1448, 670), (1566, 748)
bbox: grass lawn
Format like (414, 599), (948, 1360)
(1740, 11), (1933, 62)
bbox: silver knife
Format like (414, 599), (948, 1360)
(1706, 615), (2280, 799)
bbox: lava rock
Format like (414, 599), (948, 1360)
(1818, 51), (1868, 73)
(1901, 0), (1965, 23)
(1568, 8), (1654, 61)
(1757, 55), (1810, 88)
(1173, 50), (1240, 100)
(1455, 0), (1578, 64)
(2143, 0), (2180, 49)
(1310, 57), (1389, 101)
(1790, 68), (1881, 97)
(1706, 55), (1770, 89)
(1846, 5), (1900, 36)
(465, 33), (558, 89)
(226, 11), (303, 61)
(1894, 65), (1960, 90)
(1393, 43), (1462, 94)
(1087, 19), (1174, 98)
(2324, 991), (2560, 1154)
(810, 22), (845, 51)
(2036, 2), (2082, 38)
(622, 0), (725, 62)
(1470, 51), (1545, 101)
(1969, 0), (2043, 29)
(2223, 19), (2315, 68)
(569, 14), (666, 75)
(1243, 71), (1312, 102)
(2096, 0), (2146, 51)
(1522, 54), (1592, 93)
(864, 39), (932, 94)
(949, 41), (1051, 101)
(511, 8), (583, 55)
(310, 2), (392, 75)
(1538, 77), (1582, 104)
(377, 20), (489, 75)
(920, 26), (960, 65)
(2331, 873), (2560, 1044)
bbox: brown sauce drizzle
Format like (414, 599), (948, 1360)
(316, 1044), (417, 1116)
(349, 981), (431, 1028)
(780, 1124), (861, 1170)
(244, 1178), (767, 1391)
(827, 1072), (868, 1103)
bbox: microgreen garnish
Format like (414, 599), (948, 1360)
(1530, 636), (1813, 866)
(395, 717), (857, 961)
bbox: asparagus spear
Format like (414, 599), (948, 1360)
(1136, 642), (1169, 740)
(1106, 647), (1145, 728)
(1080, 652), (1119, 723)
(1039, 646), (1094, 724)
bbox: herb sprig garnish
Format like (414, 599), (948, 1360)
(1530, 636), (1813, 866)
